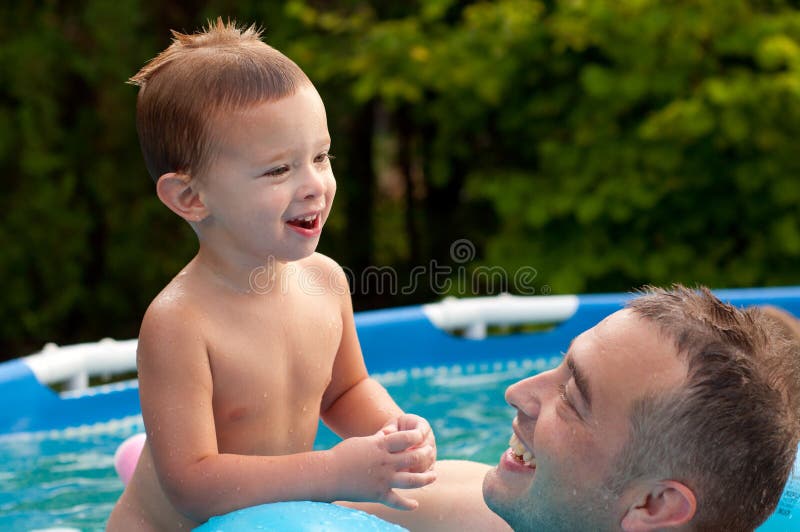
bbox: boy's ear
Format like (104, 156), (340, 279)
(620, 480), (696, 532)
(156, 172), (209, 222)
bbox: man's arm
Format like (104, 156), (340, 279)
(340, 460), (513, 532)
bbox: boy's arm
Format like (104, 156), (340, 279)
(319, 286), (403, 435)
(319, 262), (436, 456)
(138, 298), (433, 522)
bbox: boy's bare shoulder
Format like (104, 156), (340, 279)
(300, 252), (349, 291)
(302, 252), (344, 273)
(138, 273), (207, 351)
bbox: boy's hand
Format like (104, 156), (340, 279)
(381, 413), (437, 471)
(328, 428), (437, 510)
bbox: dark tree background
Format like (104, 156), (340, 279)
(3, 0), (800, 359)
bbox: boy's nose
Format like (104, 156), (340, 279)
(297, 167), (328, 200)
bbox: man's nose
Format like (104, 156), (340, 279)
(505, 369), (557, 419)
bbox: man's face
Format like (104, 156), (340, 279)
(483, 309), (687, 531)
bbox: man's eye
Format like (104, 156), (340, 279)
(558, 383), (569, 404)
(263, 165), (289, 177)
(558, 383), (577, 413)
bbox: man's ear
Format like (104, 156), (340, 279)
(620, 480), (696, 531)
(156, 172), (209, 223)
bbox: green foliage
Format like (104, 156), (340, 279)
(2, 0), (800, 358)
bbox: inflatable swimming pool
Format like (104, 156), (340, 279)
(1, 288), (798, 530)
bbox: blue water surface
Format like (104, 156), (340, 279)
(0, 358), (552, 531)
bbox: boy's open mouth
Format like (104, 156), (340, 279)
(287, 213), (319, 230)
(509, 433), (536, 469)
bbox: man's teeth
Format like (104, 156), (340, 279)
(509, 433), (536, 468)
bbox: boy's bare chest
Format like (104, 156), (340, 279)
(200, 293), (343, 449)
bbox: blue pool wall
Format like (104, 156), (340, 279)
(3, 286), (800, 435)
(357, 286), (800, 371)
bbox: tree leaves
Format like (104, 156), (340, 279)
(3, 0), (800, 357)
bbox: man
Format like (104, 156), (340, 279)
(345, 285), (800, 531)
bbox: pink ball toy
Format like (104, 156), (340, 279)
(113, 432), (146, 485)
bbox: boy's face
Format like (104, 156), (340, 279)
(195, 84), (336, 263)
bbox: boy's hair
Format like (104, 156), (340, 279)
(129, 18), (311, 182)
(611, 285), (800, 531)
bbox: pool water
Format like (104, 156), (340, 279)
(0, 357), (558, 531)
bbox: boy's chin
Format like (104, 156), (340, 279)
(273, 246), (319, 263)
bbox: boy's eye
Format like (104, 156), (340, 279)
(263, 165), (289, 177)
(314, 152), (335, 164)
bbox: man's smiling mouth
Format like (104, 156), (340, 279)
(509, 433), (537, 469)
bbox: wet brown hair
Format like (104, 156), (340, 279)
(611, 285), (800, 531)
(129, 18), (311, 182)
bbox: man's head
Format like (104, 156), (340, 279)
(483, 285), (800, 531)
(129, 18), (311, 183)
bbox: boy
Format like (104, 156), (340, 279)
(107, 19), (436, 531)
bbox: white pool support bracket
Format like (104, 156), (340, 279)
(423, 293), (580, 340)
(24, 338), (139, 391)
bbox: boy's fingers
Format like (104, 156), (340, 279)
(385, 429), (423, 453)
(398, 414), (428, 433)
(397, 445), (435, 472)
(396, 415), (414, 431)
(380, 423), (398, 435)
(383, 490), (418, 511)
(392, 470), (437, 489)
